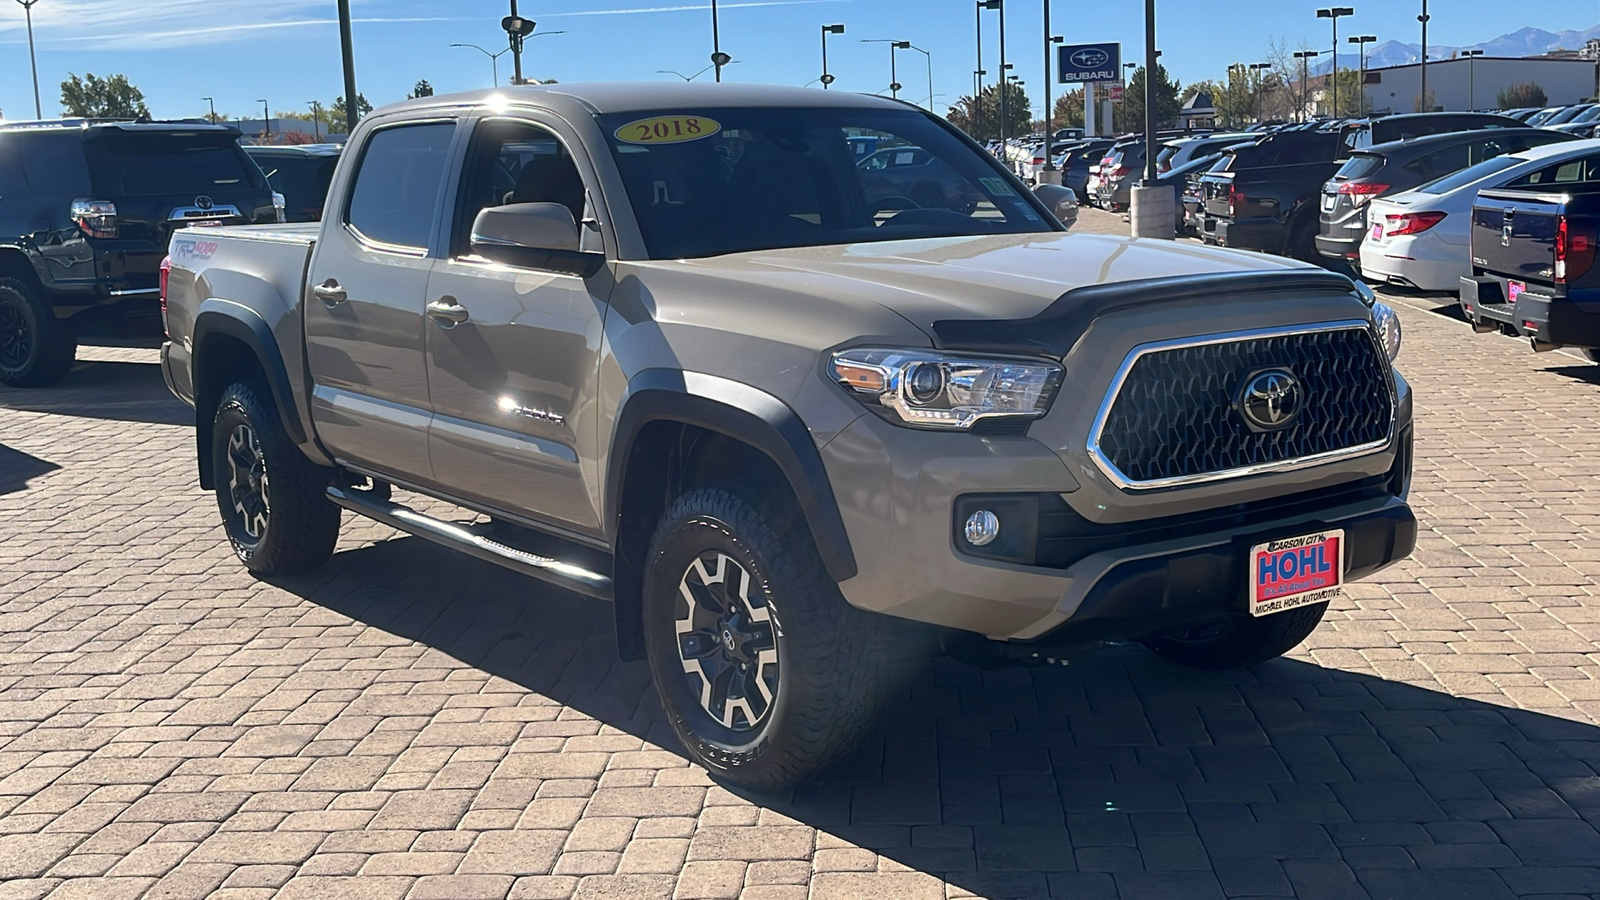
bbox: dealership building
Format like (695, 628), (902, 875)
(1360, 54), (1599, 113)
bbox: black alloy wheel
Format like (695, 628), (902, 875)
(0, 299), (30, 372)
(225, 422), (270, 543)
(674, 551), (781, 732)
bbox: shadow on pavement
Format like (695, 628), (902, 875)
(1544, 364), (1600, 387)
(0, 359), (190, 426)
(281, 534), (1600, 900)
(0, 444), (61, 496)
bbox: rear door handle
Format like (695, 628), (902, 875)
(313, 280), (347, 306)
(426, 298), (470, 328)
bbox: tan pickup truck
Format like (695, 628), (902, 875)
(161, 83), (1415, 791)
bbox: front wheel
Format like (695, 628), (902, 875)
(1141, 602), (1329, 669)
(211, 380), (341, 575)
(642, 485), (896, 793)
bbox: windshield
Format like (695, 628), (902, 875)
(85, 131), (262, 197)
(1412, 155), (1524, 194)
(599, 108), (1054, 259)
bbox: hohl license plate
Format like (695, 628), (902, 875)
(1250, 530), (1344, 617)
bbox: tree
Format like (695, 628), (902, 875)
(945, 82), (1032, 142)
(1054, 89), (1084, 129)
(1414, 89), (1437, 113)
(330, 94), (373, 128)
(60, 73), (149, 119)
(409, 80), (435, 99)
(1498, 82), (1546, 109)
(1123, 64), (1182, 133)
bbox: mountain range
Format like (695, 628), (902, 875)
(1311, 23), (1600, 75)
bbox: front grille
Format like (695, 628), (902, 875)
(1092, 325), (1393, 488)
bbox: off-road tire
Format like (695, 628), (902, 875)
(1141, 602), (1329, 669)
(642, 484), (897, 793)
(0, 278), (76, 388)
(211, 380), (341, 575)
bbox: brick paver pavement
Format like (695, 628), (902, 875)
(3, 223), (1600, 898)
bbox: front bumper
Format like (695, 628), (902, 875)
(822, 410), (1416, 643)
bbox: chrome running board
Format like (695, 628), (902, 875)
(326, 486), (614, 601)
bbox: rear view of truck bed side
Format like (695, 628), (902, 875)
(1459, 182), (1600, 356)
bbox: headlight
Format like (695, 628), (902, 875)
(1371, 301), (1402, 362)
(830, 348), (1064, 430)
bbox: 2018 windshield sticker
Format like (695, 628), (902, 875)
(979, 177), (1017, 197)
(615, 116), (721, 145)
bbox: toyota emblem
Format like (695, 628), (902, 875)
(1238, 370), (1301, 432)
(1070, 48), (1110, 69)
(195, 196), (215, 210)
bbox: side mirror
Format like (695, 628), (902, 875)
(1034, 183), (1080, 230)
(470, 202), (605, 278)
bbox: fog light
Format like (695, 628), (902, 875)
(964, 510), (1001, 547)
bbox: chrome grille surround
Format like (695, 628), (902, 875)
(1087, 320), (1396, 491)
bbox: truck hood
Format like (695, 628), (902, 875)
(674, 232), (1313, 332)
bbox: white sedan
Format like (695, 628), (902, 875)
(1361, 139), (1600, 291)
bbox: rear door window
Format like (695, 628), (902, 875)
(1506, 155), (1600, 187)
(84, 131), (263, 196)
(345, 122), (456, 251)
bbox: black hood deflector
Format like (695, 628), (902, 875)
(931, 268), (1360, 358)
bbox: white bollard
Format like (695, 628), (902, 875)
(1129, 184), (1175, 240)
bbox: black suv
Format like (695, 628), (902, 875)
(1316, 127), (1574, 264)
(0, 120), (279, 387)
(245, 144), (342, 223)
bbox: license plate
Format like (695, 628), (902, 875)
(1250, 530), (1344, 617)
(1370, 223), (1384, 241)
(1321, 194), (1336, 212)
(1509, 280), (1526, 303)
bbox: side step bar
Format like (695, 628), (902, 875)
(326, 486), (614, 601)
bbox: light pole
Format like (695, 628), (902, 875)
(1419, 0), (1430, 112)
(451, 43), (513, 87)
(337, 0), (359, 134)
(862, 39), (911, 100)
(202, 97), (217, 124)
(1462, 48), (1484, 110)
(710, 0), (733, 83)
(1317, 8), (1353, 118)
(820, 24), (844, 89)
(979, 1), (1008, 155)
(309, 101), (323, 140)
(1349, 35), (1376, 115)
(1249, 62), (1272, 123)
(907, 44), (933, 110)
(17, 0), (41, 119)
(1293, 50), (1322, 122)
(1041, 0), (1063, 175)
(257, 99), (270, 142)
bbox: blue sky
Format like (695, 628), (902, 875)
(0, 1), (1594, 122)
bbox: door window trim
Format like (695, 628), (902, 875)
(341, 117), (460, 258)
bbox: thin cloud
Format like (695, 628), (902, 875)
(21, 17), (467, 48)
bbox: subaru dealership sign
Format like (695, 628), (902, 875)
(1058, 42), (1122, 83)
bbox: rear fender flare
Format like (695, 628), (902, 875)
(191, 301), (307, 487)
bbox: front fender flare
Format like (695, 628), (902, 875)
(607, 369), (858, 584)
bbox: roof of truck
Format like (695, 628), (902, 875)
(385, 83), (919, 118)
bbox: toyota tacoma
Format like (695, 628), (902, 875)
(161, 84), (1415, 791)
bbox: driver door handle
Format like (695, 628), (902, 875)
(313, 280), (347, 306)
(426, 298), (470, 328)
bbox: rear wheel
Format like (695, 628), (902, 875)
(1141, 603), (1329, 669)
(642, 484), (897, 793)
(211, 380), (341, 575)
(0, 278), (76, 388)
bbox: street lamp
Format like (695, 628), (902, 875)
(309, 101), (323, 140)
(1349, 35), (1376, 115)
(820, 24), (844, 89)
(1249, 62), (1272, 123)
(16, 0), (41, 119)
(257, 99), (270, 143)
(1419, 0), (1431, 112)
(980, 1), (1008, 156)
(1293, 50), (1324, 122)
(861, 39), (911, 100)
(451, 43), (513, 87)
(907, 44), (934, 111)
(1040, 0), (1063, 174)
(710, 0), (731, 83)
(1462, 48), (1484, 110)
(1316, 7), (1353, 117)
(202, 97), (217, 124)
